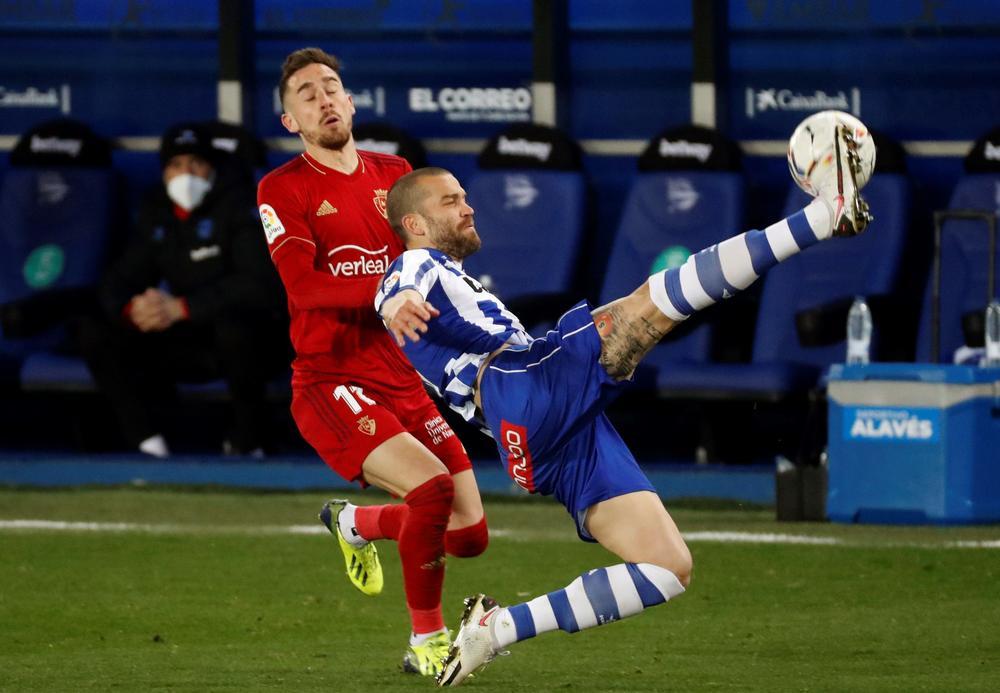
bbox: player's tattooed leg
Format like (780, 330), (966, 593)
(592, 301), (669, 380)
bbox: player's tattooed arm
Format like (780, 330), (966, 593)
(592, 302), (668, 380)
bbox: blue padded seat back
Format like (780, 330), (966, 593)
(461, 170), (585, 302)
(915, 174), (1000, 362)
(0, 167), (115, 356)
(753, 174), (911, 367)
(599, 171), (745, 365)
(0, 167), (115, 302)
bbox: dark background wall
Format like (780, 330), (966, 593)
(2, 2), (996, 276)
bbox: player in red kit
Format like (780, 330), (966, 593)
(256, 47), (488, 677)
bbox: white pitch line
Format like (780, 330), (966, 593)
(0, 519), (326, 535)
(948, 539), (1000, 549)
(3, 520), (998, 549)
(683, 531), (840, 545)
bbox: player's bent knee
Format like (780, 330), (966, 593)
(648, 542), (693, 588)
(405, 473), (455, 515)
(444, 515), (489, 557)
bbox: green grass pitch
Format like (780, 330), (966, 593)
(2, 488), (999, 691)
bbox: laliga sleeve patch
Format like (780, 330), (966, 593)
(258, 203), (286, 244)
(383, 271), (401, 292)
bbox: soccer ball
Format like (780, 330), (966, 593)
(787, 110), (876, 197)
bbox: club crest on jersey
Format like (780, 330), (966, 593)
(258, 204), (285, 244)
(357, 415), (377, 436)
(372, 188), (388, 219)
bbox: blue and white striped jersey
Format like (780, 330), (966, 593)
(375, 248), (531, 422)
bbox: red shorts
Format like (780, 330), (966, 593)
(291, 380), (471, 486)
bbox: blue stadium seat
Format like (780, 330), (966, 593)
(915, 128), (1000, 363)
(460, 124), (587, 328)
(676, 132), (912, 399)
(598, 125), (745, 392)
(0, 119), (117, 381)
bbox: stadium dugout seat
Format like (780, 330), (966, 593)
(597, 124), (745, 392)
(458, 123), (587, 330)
(915, 126), (1000, 363)
(626, 129), (911, 467)
(353, 121), (428, 170)
(706, 131), (913, 399)
(201, 120), (269, 184)
(0, 119), (120, 388)
(669, 131), (913, 401)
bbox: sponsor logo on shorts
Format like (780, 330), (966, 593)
(424, 415), (455, 446)
(500, 420), (535, 493)
(357, 415), (377, 436)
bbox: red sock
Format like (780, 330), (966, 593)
(399, 474), (454, 634)
(356, 506), (488, 558)
(354, 504), (407, 541)
(444, 515), (489, 557)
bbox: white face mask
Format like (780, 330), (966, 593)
(166, 172), (214, 211)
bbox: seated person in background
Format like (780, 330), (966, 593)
(79, 122), (288, 457)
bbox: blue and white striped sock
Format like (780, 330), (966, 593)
(489, 563), (685, 648)
(648, 199), (834, 321)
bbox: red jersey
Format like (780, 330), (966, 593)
(257, 150), (422, 390)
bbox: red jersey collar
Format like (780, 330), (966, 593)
(300, 149), (367, 177)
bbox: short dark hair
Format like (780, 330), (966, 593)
(278, 47), (342, 108)
(387, 167), (453, 238)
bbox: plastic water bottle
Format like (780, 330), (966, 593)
(846, 296), (872, 365)
(984, 300), (1000, 367)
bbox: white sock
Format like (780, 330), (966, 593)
(337, 503), (367, 547)
(648, 199), (834, 321)
(138, 434), (169, 458)
(492, 563), (685, 648)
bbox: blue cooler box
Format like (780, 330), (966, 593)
(826, 363), (1000, 524)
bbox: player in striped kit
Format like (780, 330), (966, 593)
(375, 121), (871, 685)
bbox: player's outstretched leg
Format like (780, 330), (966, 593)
(319, 499), (384, 596)
(437, 561), (685, 687)
(592, 120), (874, 381)
(437, 594), (505, 687)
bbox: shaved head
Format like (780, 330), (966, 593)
(387, 167), (480, 259)
(386, 167), (453, 238)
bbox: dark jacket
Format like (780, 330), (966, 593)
(100, 173), (283, 324)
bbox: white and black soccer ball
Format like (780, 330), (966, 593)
(787, 110), (876, 196)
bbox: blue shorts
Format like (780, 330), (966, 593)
(479, 301), (655, 541)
